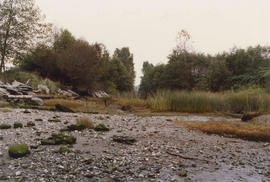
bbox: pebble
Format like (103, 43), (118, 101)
(15, 171), (21, 176)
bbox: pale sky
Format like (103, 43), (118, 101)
(37, 0), (270, 85)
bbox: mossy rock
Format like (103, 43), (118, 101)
(178, 170), (188, 177)
(14, 122), (23, 128)
(94, 124), (110, 132)
(8, 144), (30, 158)
(0, 124), (11, 129)
(112, 135), (136, 145)
(66, 124), (86, 131)
(48, 118), (61, 123)
(55, 104), (75, 113)
(58, 146), (70, 154)
(41, 133), (76, 145)
(26, 121), (35, 127)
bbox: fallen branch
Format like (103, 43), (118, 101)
(166, 150), (213, 163)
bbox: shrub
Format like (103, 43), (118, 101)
(76, 117), (94, 129)
(8, 144), (30, 158)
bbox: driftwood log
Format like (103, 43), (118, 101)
(3, 95), (44, 106)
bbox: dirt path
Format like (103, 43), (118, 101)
(0, 109), (269, 181)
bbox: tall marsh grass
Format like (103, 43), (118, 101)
(148, 89), (270, 113)
(225, 88), (270, 113)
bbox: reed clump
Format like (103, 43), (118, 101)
(148, 89), (270, 113)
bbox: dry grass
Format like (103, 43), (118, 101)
(116, 97), (148, 108)
(76, 117), (94, 129)
(176, 120), (270, 142)
(1, 108), (12, 113)
(44, 98), (106, 113)
(44, 99), (82, 108)
(0, 100), (11, 108)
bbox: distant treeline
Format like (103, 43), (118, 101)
(139, 45), (270, 98)
(16, 29), (135, 94)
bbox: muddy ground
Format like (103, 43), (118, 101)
(0, 109), (269, 182)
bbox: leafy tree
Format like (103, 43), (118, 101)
(57, 39), (106, 93)
(139, 62), (167, 98)
(225, 46), (270, 89)
(207, 56), (230, 91)
(20, 45), (61, 79)
(113, 47), (135, 91)
(53, 29), (75, 51)
(108, 57), (132, 92)
(0, 0), (50, 81)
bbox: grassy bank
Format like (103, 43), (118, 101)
(148, 89), (270, 113)
(176, 120), (270, 142)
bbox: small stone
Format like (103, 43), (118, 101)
(23, 110), (31, 114)
(15, 171), (21, 176)
(138, 174), (144, 178)
(58, 165), (65, 169)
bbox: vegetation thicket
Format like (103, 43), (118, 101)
(1, 0), (270, 115)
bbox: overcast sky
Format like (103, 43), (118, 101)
(37, 0), (270, 85)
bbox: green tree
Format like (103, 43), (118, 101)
(53, 29), (75, 51)
(113, 47), (135, 91)
(108, 57), (132, 92)
(0, 0), (50, 81)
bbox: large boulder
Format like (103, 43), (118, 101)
(30, 97), (44, 106)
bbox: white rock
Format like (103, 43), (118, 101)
(15, 171), (21, 176)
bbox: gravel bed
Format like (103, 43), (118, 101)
(0, 109), (269, 182)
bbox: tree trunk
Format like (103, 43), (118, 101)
(0, 9), (12, 83)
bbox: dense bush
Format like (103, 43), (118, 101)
(139, 46), (270, 97)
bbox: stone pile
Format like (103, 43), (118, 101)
(0, 80), (33, 96)
(0, 80), (43, 105)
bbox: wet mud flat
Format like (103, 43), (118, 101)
(0, 109), (269, 182)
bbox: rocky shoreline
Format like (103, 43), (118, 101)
(0, 109), (269, 181)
